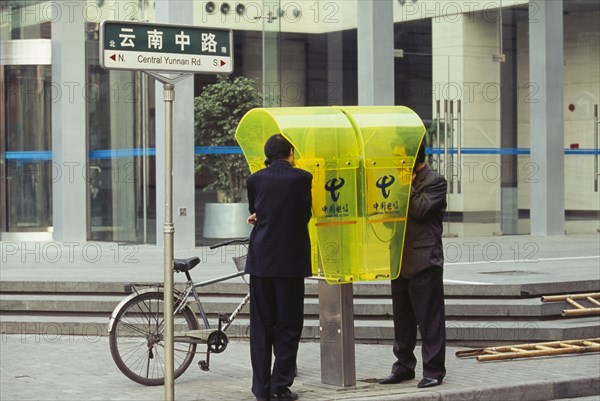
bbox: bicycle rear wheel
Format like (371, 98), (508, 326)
(109, 291), (199, 386)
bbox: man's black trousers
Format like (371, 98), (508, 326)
(249, 276), (305, 398)
(390, 266), (446, 381)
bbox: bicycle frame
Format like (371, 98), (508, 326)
(107, 270), (249, 340)
(175, 270), (249, 334)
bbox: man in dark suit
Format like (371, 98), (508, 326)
(245, 134), (313, 401)
(379, 142), (448, 389)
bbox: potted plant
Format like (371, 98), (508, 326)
(194, 75), (263, 238)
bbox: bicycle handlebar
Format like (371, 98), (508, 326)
(209, 238), (250, 249)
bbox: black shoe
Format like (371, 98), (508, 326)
(271, 389), (298, 400)
(255, 398), (269, 401)
(378, 371), (415, 384)
(417, 377), (441, 388)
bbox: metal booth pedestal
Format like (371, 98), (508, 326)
(317, 281), (356, 386)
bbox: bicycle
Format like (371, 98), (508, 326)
(107, 238), (250, 386)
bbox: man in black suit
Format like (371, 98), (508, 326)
(245, 134), (313, 401)
(379, 142), (448, 389)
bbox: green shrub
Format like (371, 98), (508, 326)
(194, 75), (263, 203)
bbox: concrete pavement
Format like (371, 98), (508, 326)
(1, 334), (599, 401)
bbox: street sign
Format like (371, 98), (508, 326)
(99, 20), (233, 74)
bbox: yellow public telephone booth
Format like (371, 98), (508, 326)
(235, 106), (425, 284)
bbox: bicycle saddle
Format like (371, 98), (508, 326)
(173, 257), (200, 273)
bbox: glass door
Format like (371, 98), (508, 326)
(85, 26), (156, 243)
(398, 50), (516, 237)
(1, 64), (53, 233)
(395, 9), (528, 237)
(563, 42), (600, 234)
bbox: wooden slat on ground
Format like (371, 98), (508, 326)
(456, 338), (600, 361)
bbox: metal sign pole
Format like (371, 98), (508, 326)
(147, 71), (191, 401)
(162, 82), (175, 401)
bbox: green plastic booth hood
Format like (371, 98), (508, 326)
(235, 106), (425, 284)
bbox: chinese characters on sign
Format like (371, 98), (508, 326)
(100, 21), (233, 74)
(322, 203), (351, 217)
(372, 201), (400, 213)
(147, 29), (163, 49)
(110, 25), (227, 54)
(201, 33), (217, 53)
(175, 31), (190, 51)
(119, 27), (135, 47)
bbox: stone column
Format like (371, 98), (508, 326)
(155, 1), (196, 249)
(51, 1), (87, 241)
(529, 0), (565, 235)
(357, 0), (394, 105)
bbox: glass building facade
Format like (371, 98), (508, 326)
(1, 0), (599, 244)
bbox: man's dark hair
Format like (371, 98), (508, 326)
(416, 141), (426, 164)
(264, 134), (293, 166)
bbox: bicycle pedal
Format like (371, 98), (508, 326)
(198, 360), (210, 371)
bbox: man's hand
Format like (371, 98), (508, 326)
(247, 213), (257, 225)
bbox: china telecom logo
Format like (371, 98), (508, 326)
(376, 175), (395, 199)
(325, 178), (345, 202)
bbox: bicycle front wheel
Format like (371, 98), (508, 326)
(109, 291), (199, 386)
